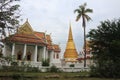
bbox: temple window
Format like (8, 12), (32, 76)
(27, 54), (31, 61)
(17, 51), (22, 60)
(17, 54), (22, 60)
(27, 51), (31, 61)
(56, 53), (59, 59)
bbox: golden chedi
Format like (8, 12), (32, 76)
(64, 24), (78, 62)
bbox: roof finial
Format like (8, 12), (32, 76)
(44, 30), (47, 34)
(58, 42), (61, 45)
(50, 33), (52, 36)
(26, 18), (28, 22)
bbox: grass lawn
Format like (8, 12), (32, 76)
(0, 72), (120, 80)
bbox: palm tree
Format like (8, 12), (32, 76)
(74, 3), (93, 67)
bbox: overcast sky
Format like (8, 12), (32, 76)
(19, 0), (120, 56)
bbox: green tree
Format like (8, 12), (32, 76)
(0, 0), (20, 39)
(74, 3), (93, 67)
(87, 19), (120, 78)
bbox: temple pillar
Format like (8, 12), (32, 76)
(23, 44), (27, 59)
(43, 46), (46, 60)
(50, 51), (54, 63)
(11, 43), (15, 56)
(3, 44), (6, 56)
(34, 45), (38, 62)
(46, 50), (48, 59)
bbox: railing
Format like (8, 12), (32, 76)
(61, 67), (90, 72)
(17, 61), (42, 68)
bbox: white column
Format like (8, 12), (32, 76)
(23, 44), (27, 59)
(46, 50), (48, 59)
(3, 44), (6, 56)
(34, 45), (38, 62)
(39, 48), (42, 61)
(50, 51), (54, 63)
(43, 46), (46, 60)
(11, 43), (15, 56)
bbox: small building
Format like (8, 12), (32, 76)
(78, 40), (93, 67)
(2, 20), (61, 68)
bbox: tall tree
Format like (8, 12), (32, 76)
(74, 3), (93, 67)
(0, 0), (20, 39)
(87, 19), (120, 78)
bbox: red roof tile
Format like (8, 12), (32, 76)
(46, 35), (54, 50)
(53, 44), (61, 52)
(46, 35), (52, 44)
(34, 32), (46, 43)
(5, 33), (47, 45)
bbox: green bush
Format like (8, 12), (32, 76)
(42, 59), (49, 66)
(26, 66), (40, 72)
(49, 65), (61, 72)
(69, 64), (74, 67)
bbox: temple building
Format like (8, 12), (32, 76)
(2, 20), (61, 68)
(63, 24), (78, 63)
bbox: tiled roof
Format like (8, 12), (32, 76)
(53, 44), (61, 52)
(47, 45), (54, 51)
(34, 32), (46, 43)
(46, 35), (54, 50)
(5, 33), (47, 45)
(46, 35), (52, 43)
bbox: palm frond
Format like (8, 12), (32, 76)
(76, 14), (81, 22)
(74, 9), (81, 13)
(85, 8), (93, 13)
(84, 14), (92, 21)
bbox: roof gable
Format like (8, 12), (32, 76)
(18, 20), (33, 34)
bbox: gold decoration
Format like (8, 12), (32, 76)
(18, 20), (33, 34)
(64, 23), (78, 62)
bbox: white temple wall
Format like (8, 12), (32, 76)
(4, 44), (12, 56)
(15, 44), (24, 58)
(45, 50), (48, 59)
(50, 52), (61, 67)
(48, 51), (53, 63)
(38, 47), (43, 62)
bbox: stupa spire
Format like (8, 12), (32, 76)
(64, 23), (78, 62)
(68, 23), (73, 41)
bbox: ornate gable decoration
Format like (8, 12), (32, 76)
(18, 20), (33, 34)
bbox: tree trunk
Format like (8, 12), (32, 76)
(84, 26), (86, 67)
(83, 17), (86, 67)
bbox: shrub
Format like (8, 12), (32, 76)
(69, 64), (74, 67)
(42, 59), (49, 66)
(48, 65), (61, 72)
